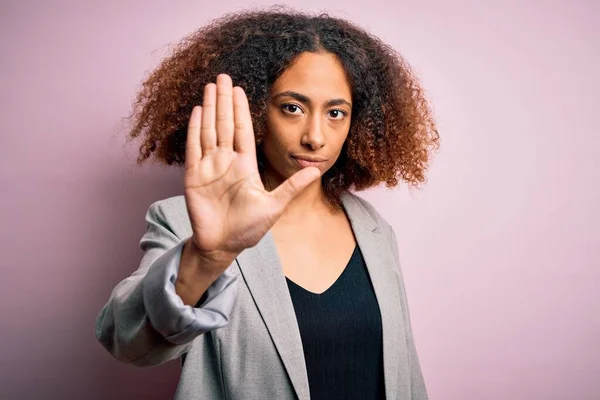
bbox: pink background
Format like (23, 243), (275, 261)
(1, 0), (598, 399)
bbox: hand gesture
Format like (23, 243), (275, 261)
(183, 74), (320, 264)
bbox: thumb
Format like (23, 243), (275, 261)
(269, 166), (321, 209)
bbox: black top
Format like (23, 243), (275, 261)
(285, 245), (385, 400)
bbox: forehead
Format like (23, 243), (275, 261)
(271, 52), (352, 101)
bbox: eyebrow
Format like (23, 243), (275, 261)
(272, 91), (352, 108)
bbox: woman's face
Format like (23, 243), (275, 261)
(262, 51), (352, 186)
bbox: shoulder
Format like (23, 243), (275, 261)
(146, 195), (192, 239)
(343, 191), (393, 235)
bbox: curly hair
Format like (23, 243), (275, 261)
(126, 6), (439, 207)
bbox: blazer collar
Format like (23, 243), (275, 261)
(340, 191), (379, 232)
(235, 191), (409, 400)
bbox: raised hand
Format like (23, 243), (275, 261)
(183, 74), (320, 265)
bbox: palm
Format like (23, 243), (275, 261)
(185, 148), (274, 253)
(183, 74), (319, 257)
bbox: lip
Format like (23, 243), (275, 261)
(291, 155), (328, 168)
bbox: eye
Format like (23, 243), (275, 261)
(328, 109), (347, 120)
(281, 104), (304, 115)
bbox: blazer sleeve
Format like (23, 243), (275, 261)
(95, 200), (240, 367)
(388, 225), (429, 400)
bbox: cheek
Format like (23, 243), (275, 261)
(333, 125), (351, 149)
(264, 114), (298, 152)
(263, 122), (293, 168)
(263, 125), (287, 152)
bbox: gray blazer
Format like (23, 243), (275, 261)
(95, 191), (428, 399)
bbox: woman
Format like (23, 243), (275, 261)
(96, 7), (438, 400)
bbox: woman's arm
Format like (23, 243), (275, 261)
(94, 200), (239, 367)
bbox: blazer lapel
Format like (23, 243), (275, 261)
(235, 230), (311, 400)
(341, 193), (411, 400)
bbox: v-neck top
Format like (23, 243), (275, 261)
(285, 245), (386, 400)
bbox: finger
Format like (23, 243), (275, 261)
(185, 106), (202, 169)
(201, 83), (217, 154)
(269, 167), (321, 209)
(216, 74), (234, 148)
(232, 86), (256, 157)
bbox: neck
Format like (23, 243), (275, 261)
(283, 178), (329, 220)
(262, 169), (332, 223)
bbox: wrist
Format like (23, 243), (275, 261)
(179, 239), (233, 280)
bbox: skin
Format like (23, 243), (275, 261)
(265, 51), (357, 294)
(262, 51), (352, 212)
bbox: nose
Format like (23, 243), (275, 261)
(301, 116), (325, 150)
